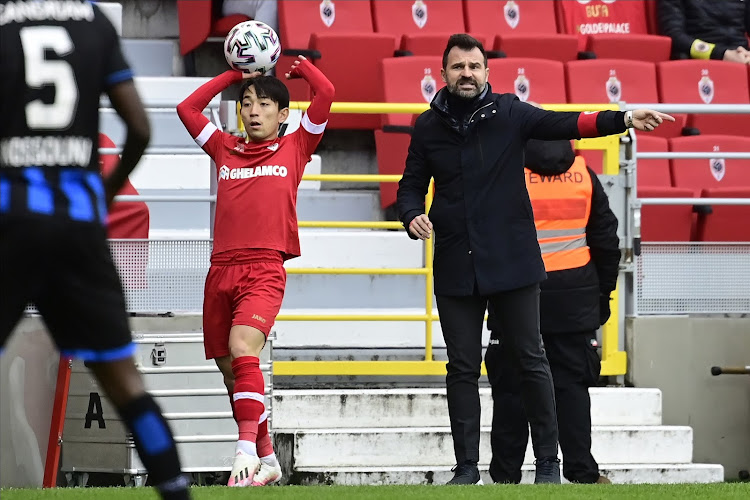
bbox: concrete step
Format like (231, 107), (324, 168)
(291, 463), (724, 485)
(122, 39), (178, 77)
(101, 110), (198, 148)
(272, 388), (662, 429)
(275, 425), (693, 467)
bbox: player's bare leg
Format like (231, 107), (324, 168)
(215, 356), (236, 417)
(226, 325), (268, 487)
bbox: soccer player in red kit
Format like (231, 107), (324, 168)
(176, 56), (334, 487)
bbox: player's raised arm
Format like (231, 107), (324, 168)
(285, 56), (335, 126)
(176, 71), (245, 150)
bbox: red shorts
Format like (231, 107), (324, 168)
(202, 250), (286, 359)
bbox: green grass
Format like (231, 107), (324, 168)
(2, 484), (749, 500)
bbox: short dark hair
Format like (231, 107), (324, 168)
(442, 34), (487, 69)
(238, 76), (290, 110)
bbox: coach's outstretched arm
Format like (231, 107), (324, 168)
(514, 101), (675, 142)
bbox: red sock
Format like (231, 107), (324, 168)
(231, 356), (265, 446)
(257, 414), (275, 457)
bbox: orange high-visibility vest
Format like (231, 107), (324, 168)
(525, 156), (592, 272)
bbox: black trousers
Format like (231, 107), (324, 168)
(485, 330), (602, 484)
(436, 283), (558, 466)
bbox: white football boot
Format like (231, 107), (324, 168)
(227, 450), (261, 487)
(252, 460), (283, 486)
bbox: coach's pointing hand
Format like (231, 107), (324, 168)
(409, 214), (433, 240)
(629, 109), (675, 132)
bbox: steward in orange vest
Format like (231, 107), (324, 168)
(485, 138), (620, 485)
(489, 139), (620, 335)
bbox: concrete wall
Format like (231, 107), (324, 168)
(0, 318), (61, 487)
(626, 316), (750, 480)
(100, 0), (178, 38)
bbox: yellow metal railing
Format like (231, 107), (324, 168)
(263, 102), (626, 377)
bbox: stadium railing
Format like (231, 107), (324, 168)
(619, 104), (750, 317)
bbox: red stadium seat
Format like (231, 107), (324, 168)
(309, 33), (397, 129)
(635, 136), (695, 241)
(372, 0), (467, 41)
(586, 34), (671, 63)
(381, 56), (443, 127)
(556, 0), (651, 51)
(567, 59), (658, 104)
(637, 186), (695, 241)
(494, 34), (579, 63)
(566, 59), (678, 172)
(463, 1), (559, 39)
(376, 56), (443, 208)
(277, 0), (385, 103)
(669, 135), (750, 192)
(177, 1), (250, 57)
(657, 60), (750, 136)
(697, 187), (750, 241)
(401, 33), (489, 56)
(635, 135), (671, 188)
(488, 58), (566, 104)
(567, 59), (685, 140)
(375, 131), (412, 210)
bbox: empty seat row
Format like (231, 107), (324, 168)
(634, 135), (750, 242)
(272, 0), (671, 117)
(178, 1), (665, 59)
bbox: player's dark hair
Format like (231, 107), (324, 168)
(238, 76), (290, 110)
(442, 34), (487, 69)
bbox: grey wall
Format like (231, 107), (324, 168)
(627, 316), (750, 480)
(0, 318), (61, 487)
(99, 0), (179, 38)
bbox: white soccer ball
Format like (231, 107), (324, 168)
(223, 21), (281, 74)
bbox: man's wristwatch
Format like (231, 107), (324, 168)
(625, 110), (634, 128)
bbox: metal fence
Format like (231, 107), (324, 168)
(620, 105), (750, 316)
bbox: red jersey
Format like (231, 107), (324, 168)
(177, 62), (335, 260)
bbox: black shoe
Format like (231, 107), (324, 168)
(446, 463), (483, 485)
(534, 456), (561, 484)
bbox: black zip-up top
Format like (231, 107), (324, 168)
(658, 0), (749, 60)
(397, 84), (626, 296)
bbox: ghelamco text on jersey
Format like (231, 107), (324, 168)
(219, 164), (288, 180)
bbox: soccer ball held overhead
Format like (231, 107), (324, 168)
(223, 21), (281, 75)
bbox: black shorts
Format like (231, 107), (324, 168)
(0, 216), (134, 362)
